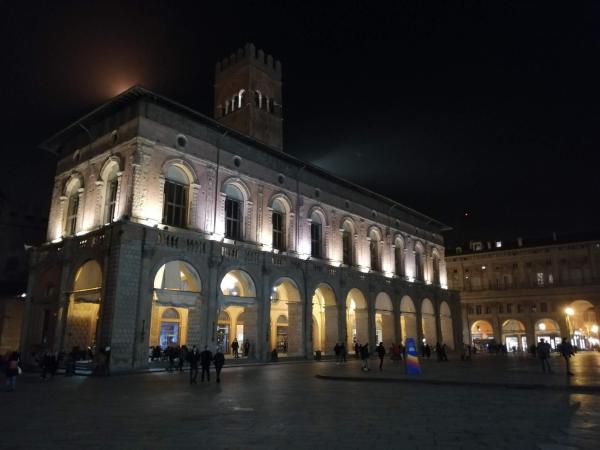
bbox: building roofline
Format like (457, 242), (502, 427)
(38, 85), (451, 233)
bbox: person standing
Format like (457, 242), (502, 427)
(558, 337), (575, 376)
(243, 340), (250, 358)
(178, 345), (188, 372)
(200, 345), (213, 382)
(188, 345), (199, 384)
(340, 342), (347, 363)
(231, 338), (240, 359)
(334, 343), (341, 364)
(4, 352), (21, 392)
(376, 342), (386, 371)
(354, 341), (360, 359)
(537, 338), (552, 373)
(360, 343), (370, 371)
(214, 348), (225, 383)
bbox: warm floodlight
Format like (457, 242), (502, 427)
(565, 307), (575, 316)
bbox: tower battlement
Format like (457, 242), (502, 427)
(215, 43), (282, 80)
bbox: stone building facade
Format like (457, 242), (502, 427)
(446, 236), (600, 351)
(21, 44), (460, 370)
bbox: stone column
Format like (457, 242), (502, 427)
(381, 312), (394, 347)
(355, 308), (369, 345)
(287, 301), (303, 356)
(244, 303), (260, 359)
(186, 299), (203, 346)
(393, 301), (402, 344)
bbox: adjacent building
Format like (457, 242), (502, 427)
(21, 44), (460, 370)
(446, 234), (600, 351)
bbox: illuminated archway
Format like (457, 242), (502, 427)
(400, 295), (417, 344)
(502, 319), (527, 351)
(471, 320), (494, 346)
(150, 260), (201, 349)
(375, 292), (394, 347)
(421, 298), (437, 345)
(346, 288), (368, 351)
(270, 278), (303, 356)
(64, 260), (103, 353)
(312, 283), (337, 355)
(219, 269), (258, 358)
(566, 299), (596, 349)
(439, 301), (454, 349)
(535, 318), (561, 349)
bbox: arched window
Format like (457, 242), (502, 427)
(102, 163), (119, 224)
(239, 89), (246, 108)
(64, 177), (82, 235)
(225, 184), (243, 240)
(272, 199), (286, 251)
(395, 237), (404, 277)
(342, 220), (354, 266)
(369, 229), (381, 272)
(162, 165), (189, 228)
(310, 211), (322, 258)
(432, 251), (441, 285)
(415, 244), (424, 281)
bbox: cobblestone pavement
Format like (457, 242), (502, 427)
(2, 353), (600, 449)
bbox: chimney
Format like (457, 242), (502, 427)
(517, 237), (523, 247)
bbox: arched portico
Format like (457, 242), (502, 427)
(400, 295), (417, 344)
(150, 260), (202, 350)
(375, 292), (394, 347)
(502, 319), (527, 351)
(346, 288), (368, 351)
(311, 283), (338, 355)
(566, 299), (596, 349)
(269, 277), (303, 357)
(421, 298), (437, 345)
(439, 301), (454, 349)
(64, 260), (103, 353)
(471, 320), (494, 348)
(219, 269), (258, 357)
(535, 318), (561, 349)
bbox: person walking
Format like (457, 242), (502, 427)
(537, 338), (553, 373)
(376, 342), (386, 371)
(231, 338), (240, 359)
(200, 345), (213, 382)
(333, 343), (341, 364)
(360, 343), (370, 371)
(214, 348), (225, 383)
(354, 341), (360, 359)
(178, 345), (188, 372)
(558, 337), (575, 376)
(4, 352), (21, 392)
(340, 342), (347, 363)
(188, 345), (200, 384)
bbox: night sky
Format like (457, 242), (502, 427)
(1, 1), (599, 247)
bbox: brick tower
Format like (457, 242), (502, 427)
(214, 43), (283, 150)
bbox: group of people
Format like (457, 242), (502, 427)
(230, 338), (251, 359)
(187, 345), (225, 383)
(537, 337), (576, 375)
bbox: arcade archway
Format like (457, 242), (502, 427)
(502, 319), (527, 351)
(375, 292), (394, 347)
(150, 260), (201, 349)
(312, 283), (338, 355)
(535, 318), (561, 349)
(346, 288), (368, 351)
(270, 277), (303, 356)
(471, 320), (494, 349)
(219, 269), (258, 357)
(400, 295), (417, 344)
(566, 299), (597, 349)
(421, 298), (437, 345)
(64, 260), (102, 353)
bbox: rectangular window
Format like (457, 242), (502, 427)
(475, 305), (482, 315)
(272, 211), (285, 251)
(342, 231), (352, 265)
(104, 179), (118, 224)
(225, 197), (241, 240)
(498, 304), (504, 313)
(467, 305), (474, 315)
(537, 272), (545, 287)
(530, 304), (537, 313)
(370, 240), (380, 271)
(485, 306), (491, 314)
(66, 194), (79, 235)
(540, 302), (548, 313)
(162, 180), (188, 228)
(507, 303), (513, 313)
(310, 222), (321, 258)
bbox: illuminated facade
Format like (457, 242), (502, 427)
(21, 44), (459, 370)
(447, 236), (600, 351)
